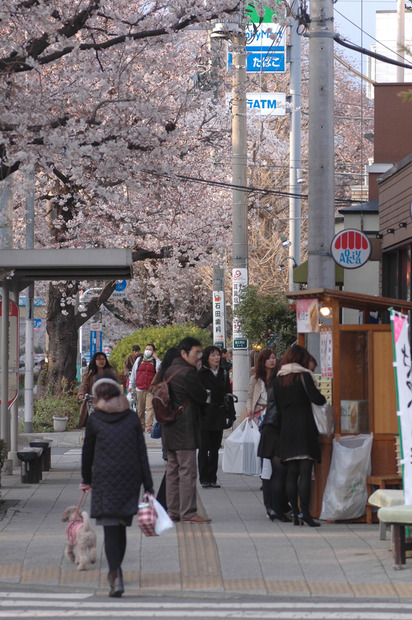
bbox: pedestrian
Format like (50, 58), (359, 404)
(81, 374), (154, 598)
(257, 380), (290, 522)
(129, 344), (161, 433)
(273, 344), (326, 527)
(123, 345), (141, 375)
(78, 352), (118, 428)
(246, 349), (277, 426)
(220, 348), (232, 372)
(162, 337), (211, 524)
(198, 345), (236, 489)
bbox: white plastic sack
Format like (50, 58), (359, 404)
(222, 419), (260, 475)
(153, 497), (174, 536)
(320, 433), (373, 521)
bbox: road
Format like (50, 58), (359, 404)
(2, 591), (412, 619)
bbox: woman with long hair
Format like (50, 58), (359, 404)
(246, 349), (277, 425)
(78, 352), (118, 428)
(273, 344), (326, 527)
(198, 345), (236, 488)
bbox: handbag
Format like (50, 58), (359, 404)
(150, 421), (162, 439)
(137, 492), (174, 537)
(137, 493), (158, 536)
(301, 375), (334, 438)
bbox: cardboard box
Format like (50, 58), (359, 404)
(340, 400), (369, 434)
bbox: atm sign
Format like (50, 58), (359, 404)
(331, 229), (371, 269)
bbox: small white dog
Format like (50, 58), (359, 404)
(62, 506), (97, 571)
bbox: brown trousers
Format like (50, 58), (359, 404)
(136, 390), (155, 430)
(166, 449), (197, 520)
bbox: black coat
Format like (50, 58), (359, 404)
(81, 395), (153, 519)
(273, 373), (326, 463)
(161, 357), (208, 451)
(198, 366), (235, 431)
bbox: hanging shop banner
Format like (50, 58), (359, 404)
(390, 308), (412, 504)
(232, 268), (248, 349)
(295, 299), (320, 333)
(213, 290), (226, 349)
(320, 327), (333, 378)
(331, 229), (371, 269)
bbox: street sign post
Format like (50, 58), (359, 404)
(112, 279), (127, 300)
(0, 300), (18, 408)
(90, 322), (103, 358)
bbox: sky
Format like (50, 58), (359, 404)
(333, 0), (399, 71)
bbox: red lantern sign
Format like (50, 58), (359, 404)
(330, 229), (371, 269)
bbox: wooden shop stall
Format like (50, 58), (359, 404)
(286, 288), (412, 519)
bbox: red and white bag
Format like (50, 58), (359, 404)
(137, 493), (157, 537)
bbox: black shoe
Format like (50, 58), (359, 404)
(266, 508), (277, 521)
(275, 511), (292, 523)
(291, 513), (303, 526)
(210, 482), (221, 488)
(299, 513), (321, 527)
(108, 568), (124, 598)
(201, 482), (211, 488)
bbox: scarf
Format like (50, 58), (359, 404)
(277, 362), (317, 383)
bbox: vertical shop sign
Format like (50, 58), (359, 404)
(213, 291), (226, 348)
(390, 308), (412, 504)
(232, 268), (248, 349)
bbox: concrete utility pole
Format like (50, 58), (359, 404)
(24, 167), (35, 433)
(230, 25), (250, 414)
(288, 16), (302, 291)
(307, 0), (335, 289)
(0, 178), (13, 446)
(397, 0), (405, 82)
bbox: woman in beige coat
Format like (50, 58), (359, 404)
(246, 349), (277, 425)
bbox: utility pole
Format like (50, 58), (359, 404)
(0, 178), (13, 447)
(24, 167), (35, 433)
(288, 16), (302, 291)
(230, 24), (250, 414)
(307, 0), (335, 289)
(397, 0), (405, 82)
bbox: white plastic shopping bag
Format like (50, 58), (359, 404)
(153, 497), (174, 536)
(222, 419), (260, 475)
(320, 433), (373, 521)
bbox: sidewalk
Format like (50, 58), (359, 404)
(1, 430), (412, 600)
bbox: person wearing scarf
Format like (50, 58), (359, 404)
(273, 344), (326, 527)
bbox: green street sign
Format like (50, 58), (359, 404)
(245, 2), (280, 23)
(233, 339), (248, 349)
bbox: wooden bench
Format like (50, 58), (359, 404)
(366, 474), (402, 525)
(378, 505), (412, 569)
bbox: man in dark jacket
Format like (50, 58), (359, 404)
(162, 337), (211, 523)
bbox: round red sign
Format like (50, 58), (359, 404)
(330, 229), (371, 269)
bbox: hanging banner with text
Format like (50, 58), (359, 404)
(232, 268), (248, 349)
(0, 300), (19, 408)
(390, 308), (411, 504)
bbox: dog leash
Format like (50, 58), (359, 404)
(73, 490), (88, 522)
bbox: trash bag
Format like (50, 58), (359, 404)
(320, 433), (373, 521)
(222, 419), (260, 476)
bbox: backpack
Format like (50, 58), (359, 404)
(150, 368), (189, 424)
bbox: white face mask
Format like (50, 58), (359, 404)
(144, 349), (153, 359)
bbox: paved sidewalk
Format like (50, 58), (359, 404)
(1, 430), (412, 600)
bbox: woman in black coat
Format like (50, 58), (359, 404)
(198, 345), (236, 488)
(81, 375), (154, 597)
(273, 344), (326, 527)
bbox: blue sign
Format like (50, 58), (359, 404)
(34, 318), (42, 329)
(228, 47), (285, 73)
(115, 280), (127, 292)
(90, 331), (102, 358)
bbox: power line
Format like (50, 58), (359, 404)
(141, 168), (363, 205)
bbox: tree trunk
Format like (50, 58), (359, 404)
(46, 283), (79, 392)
